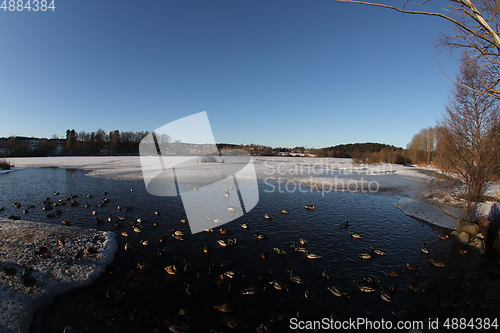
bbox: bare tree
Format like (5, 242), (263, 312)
(434, 57), (499, 220)
(337, 0), (500, 96)
(407, 127), (435, 165)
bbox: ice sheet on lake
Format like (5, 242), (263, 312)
(0, 219), (116, 333)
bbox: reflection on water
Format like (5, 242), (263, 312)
(0, 168), (498, 333)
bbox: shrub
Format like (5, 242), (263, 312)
(0, 158), (12, 170)
(200, 156), (218, 163)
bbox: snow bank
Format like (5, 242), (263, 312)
(7, 156), (493, 230)
(0, 219), (116, 333)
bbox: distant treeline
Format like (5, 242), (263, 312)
(1, 130), (408, 165)
(0, 129), (149, 157)
(310, 142), (402, 158)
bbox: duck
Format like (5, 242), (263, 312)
(438, 235), (449, 240)
(153, 221), (158, 227)
(421, 242), (429, 254)
(185, 284), (197, 296)
(172, 234), (184, 241)
(458, 248), (468, 254)
(204, 228), (214, 233)
(117, 205), (123, 210)
(260, 251), (269, 260)
(304, 286), (313, 300)
(429, 258), (445, 267)
(406, 263), (422, 271)
(290, 244), (307, 253)
(371, 245), (386, 256)
(140, 239), (150, 246)
(380, 289), (392, 302)
(223, 270), (244, 279)
(164, 265), (177, 275)
(341, 221), (349, 228)
(363, 276), (380, 284)
(158, 247), (171, 256)
(299, 238), (308, 246)
(264, 214), (273, 219)
(203, 246), (209, 254)
(117, 216), (126, 221)
(390, 269), (402, 278)
(359, 253), (372, 259)
(218, 260), (231, 268)
(350, 231), (362, 239)
(288, 270), (303, 284)
(137, 261), (151, 270)
(154, 210), (160, 215)
(83, 246), (98, 255)
(241, 285), (262, 295)
(327, 286), (349, 298)
(183, 263), (193, 273)
(213, 218), (223, 223)
(133, 226), (142, 233)
(217, 239), (228, 247)
(281, 209), (290, 214)
(269, 280), (287, 291)
(274, 247), (286, 255)
(357, 285), (375, 293)
(241, 224), (249, 229)
(62, 220), (70, 226)
(305, 251), (321, 259)
(180, 218), (187, 223)
(218, 228), (231, 235)
(353, 279), (376, 293)
(172, 229), (184, 236)
(304, 205), (315, 210)
(254, 233), (267, 240)
(136, 217), (142, 223)
(322, 267), (330, 279)
(124, 243), (132, 251)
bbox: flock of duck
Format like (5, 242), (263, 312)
(2, 184), (497, 333)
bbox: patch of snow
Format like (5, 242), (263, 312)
(0, 218), (116, 333)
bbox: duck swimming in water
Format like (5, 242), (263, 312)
(305, 251), (321, 259)
(350, 231), (362, 239)
(406, 263), (422, 271)
(371, 245), (386, 256)
(429, 258), (445, 267)
(304, 205), (315, 210)
(327, 286), (349, 297)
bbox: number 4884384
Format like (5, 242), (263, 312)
(1, 0), (55, 11)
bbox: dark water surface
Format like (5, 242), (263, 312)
(0, 168), (498, 332)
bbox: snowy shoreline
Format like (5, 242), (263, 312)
(0, 219), (116, 333)
(6, 156), (478, 229)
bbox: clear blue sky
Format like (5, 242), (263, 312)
(0, 0), (458, 148)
